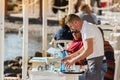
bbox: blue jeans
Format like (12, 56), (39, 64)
(79, 74), (86, 80)
(101, 62), (107, 80)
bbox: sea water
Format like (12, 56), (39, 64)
(4, 33), (42, 60)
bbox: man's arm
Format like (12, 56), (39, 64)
(61, 43), (84, 63)
(75, 38), (93, 60)
(68, 46), (84, 58)
(64, 38), (93, 67)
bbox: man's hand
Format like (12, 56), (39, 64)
(64, 59), (75, 69)
(61, 55), (71, 63)
(61, 55), (76, 69)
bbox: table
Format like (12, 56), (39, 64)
(29, 57), (61, 68)
(29, 70), (82, 80)
(29, 57), (47, 68)
(29, 57), (85, 80)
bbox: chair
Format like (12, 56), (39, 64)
(4, 77), (20, 80)
(53, 40), (72, 50)
(109, 32), (120, 80)
(109, 33), (120, 50)
(114, 53), (120, 80)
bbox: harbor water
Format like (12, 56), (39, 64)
(4, 33), (42, 60)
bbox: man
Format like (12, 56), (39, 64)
(62, 14), (104, 80)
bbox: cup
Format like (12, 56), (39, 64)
(66, 64), (75, 72)
(75, 65), (81, 72)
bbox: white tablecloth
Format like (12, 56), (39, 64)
(29, 71), (80, 80)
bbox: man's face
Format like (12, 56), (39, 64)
(67, 20), (81, 31)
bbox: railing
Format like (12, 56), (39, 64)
(4, 77), (20, 80)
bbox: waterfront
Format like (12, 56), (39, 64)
(4, 33), (42, 60)
(4, 20), (57, 60)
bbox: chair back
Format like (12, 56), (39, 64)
(114, 54), (120, 80)
(53, 40), (72, 49)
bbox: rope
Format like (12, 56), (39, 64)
(52, 5), (69, 9)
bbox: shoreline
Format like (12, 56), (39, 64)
(5, 20), (59, 37)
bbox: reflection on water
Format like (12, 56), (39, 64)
(5, 33), (42, 60)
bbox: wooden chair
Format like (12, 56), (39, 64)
(4, 77), (20, 80)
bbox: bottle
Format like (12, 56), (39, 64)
(60, 49), (66, 72)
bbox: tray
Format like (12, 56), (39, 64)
(61, 71), (84, 74)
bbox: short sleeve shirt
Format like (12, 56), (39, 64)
(81, 21), (104, 59)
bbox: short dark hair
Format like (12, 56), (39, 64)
(65, 14), (81, 24)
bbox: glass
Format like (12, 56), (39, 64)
(66, 64), (75, 72)
(54, 51), (59, 58)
